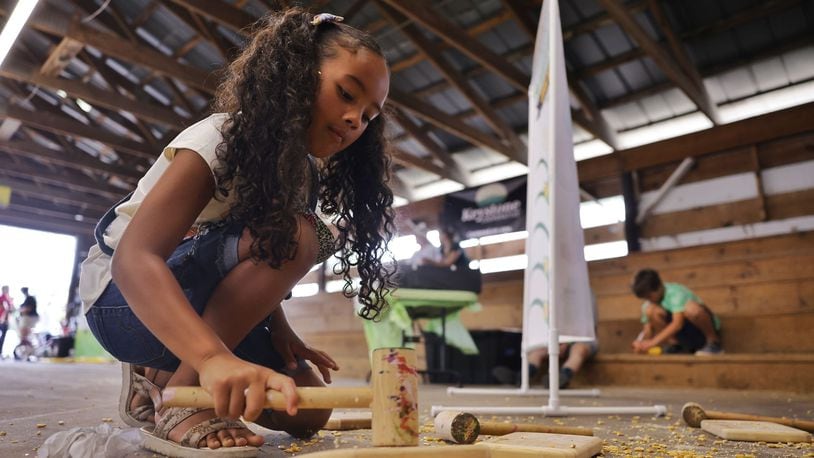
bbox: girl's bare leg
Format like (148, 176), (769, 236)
(157, 217), (323, 449)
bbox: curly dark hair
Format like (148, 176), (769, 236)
(212, 8), (396, 320)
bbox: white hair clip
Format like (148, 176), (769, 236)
(311, 13), (344, 26)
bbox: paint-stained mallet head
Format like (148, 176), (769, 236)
(434, 411), (480, 444)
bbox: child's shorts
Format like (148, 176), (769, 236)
(664, 305), (717, 352)
(85, 220), (303, 373)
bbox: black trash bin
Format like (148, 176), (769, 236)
(423, 329), (522, 385)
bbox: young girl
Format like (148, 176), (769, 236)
(79, 8), (395, 455)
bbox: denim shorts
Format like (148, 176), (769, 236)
(85, 220), (296, 373)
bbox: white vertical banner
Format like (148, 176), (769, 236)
(523, 0), (595, 351)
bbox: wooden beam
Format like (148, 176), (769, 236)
(388, 88), (514, 159)
(0, 175), (113, 212)
(0, 104), (156, 160)
(641, 197), (764, 238)
(387, 172), (413, 201)
(0, 55), (187, 129)
(167, 0), (257, 33)
(640, 188), (814, 238)
(342, 0), (369, 24)
(391, 108), (468, 185)
(622, 102), (814, 171)
(597, 0), (720, 124)
(0, 208), (96, 236)
(381, 0), (530, 93)
(6, 199), (103, 225)
(750, 146), (768, 221)
(578, 0), (801, 89)
(391, 148), (453, 181)
(73, 0), (210, 118)
(646, 0), (704, 90)
(0, 139), (141, 180)
(40, 37), (84, 77)
(501, 0), (537, 39)
(375, 2), (526, 164)
(599, 33), (814, 110)
(584, 222), (625, 245)
(384, 1), (645, 76)
(0, 158), (125, 199)
(0, 1), (217, 94)
(579, 102), (814, 182)
(564, 1), (646, 40)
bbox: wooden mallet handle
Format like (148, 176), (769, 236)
(682, 402), (814, 433)
(163, 386), (373, 410)
(479, 421), (593, 437)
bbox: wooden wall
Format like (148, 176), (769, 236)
(284, 230), (814, 380)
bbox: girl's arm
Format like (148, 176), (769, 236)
(112, 149), (227, 368)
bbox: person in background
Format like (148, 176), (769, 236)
(421, 227), (469, 271)
(0, 285), (13, 357)
(17, 286), (38, 344)
(404, 220), (440, 269)
(493, 294), (598, 388)
(631, 268), (723, 355)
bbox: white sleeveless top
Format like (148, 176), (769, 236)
(79, 114), (235, 314)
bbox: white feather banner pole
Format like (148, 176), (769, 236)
(433, 0), (666, 417)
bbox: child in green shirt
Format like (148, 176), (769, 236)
(631, 268), (723, 355)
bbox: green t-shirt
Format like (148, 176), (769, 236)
(641, 282), (720, 329)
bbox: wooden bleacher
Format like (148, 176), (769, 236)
(579, 230), (814, 392)
(284, 231), (814, 392)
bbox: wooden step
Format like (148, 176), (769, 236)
(577, 353), (814, 393)
(596, 312), (814, 353)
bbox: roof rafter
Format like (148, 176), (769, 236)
(391, 147), (454, 182)
(381, 0), (529, 93)
(1, 103), (155, 160)
(0, 0), (218, 94)
(1, 52), (187, 128)
(597, 0), (720, 124)
(376, 2), (526, 164)
(575, 0), (800, 84)
(391, 108), (469, 185)
(389, 88), (514, 159)
(166, 0), (257, 33)
(599, 33), (814, 110)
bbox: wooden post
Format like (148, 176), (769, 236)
(371, 347), (419, 447)
(621, 171), (641, 252)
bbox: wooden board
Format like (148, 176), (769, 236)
(300, 432), (603, 457)
(700, 420), (813, 442)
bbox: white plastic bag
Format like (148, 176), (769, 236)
(38, 423), (143, 458)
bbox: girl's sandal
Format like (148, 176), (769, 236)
(141, 407), (260, 457)
(118, 363), (162, 427)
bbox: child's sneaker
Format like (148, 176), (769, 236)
(694, 341), (724, 355)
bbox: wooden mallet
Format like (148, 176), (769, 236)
(681, 402), (814, 433)
(434, 410), (594, 444)
(163, 347), (419, 446)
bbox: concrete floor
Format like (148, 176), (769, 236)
(1, 359), (812, 457)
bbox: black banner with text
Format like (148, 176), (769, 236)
(442, 176), (526, 239)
